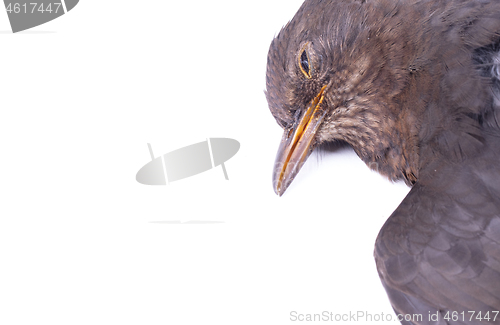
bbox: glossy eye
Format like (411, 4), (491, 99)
(299, 48), (312, 79)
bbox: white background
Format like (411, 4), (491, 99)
(0, 1), (411, 324)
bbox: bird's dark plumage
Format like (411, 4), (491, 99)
(265, 0), (500, 324)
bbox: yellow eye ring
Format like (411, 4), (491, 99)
(298, 43), (312, 79)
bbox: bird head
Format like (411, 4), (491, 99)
(266, 0), (419, 196)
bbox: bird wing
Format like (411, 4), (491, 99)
(375, 156), (500, 325)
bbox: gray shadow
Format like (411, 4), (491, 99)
(150, 220), (225, 224)
(0, 30), (56, 34)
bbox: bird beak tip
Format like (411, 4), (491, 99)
(272, 177), (283, 196)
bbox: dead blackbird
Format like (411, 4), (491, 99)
(265, 0), (500, 324)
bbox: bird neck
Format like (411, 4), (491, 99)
(352, 113), (420, 186)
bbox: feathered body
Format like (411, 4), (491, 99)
(265, 0), (500, 324)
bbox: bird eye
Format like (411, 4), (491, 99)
(299, 47), (312, 79)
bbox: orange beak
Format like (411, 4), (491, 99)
(273, 85), (328, 196)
